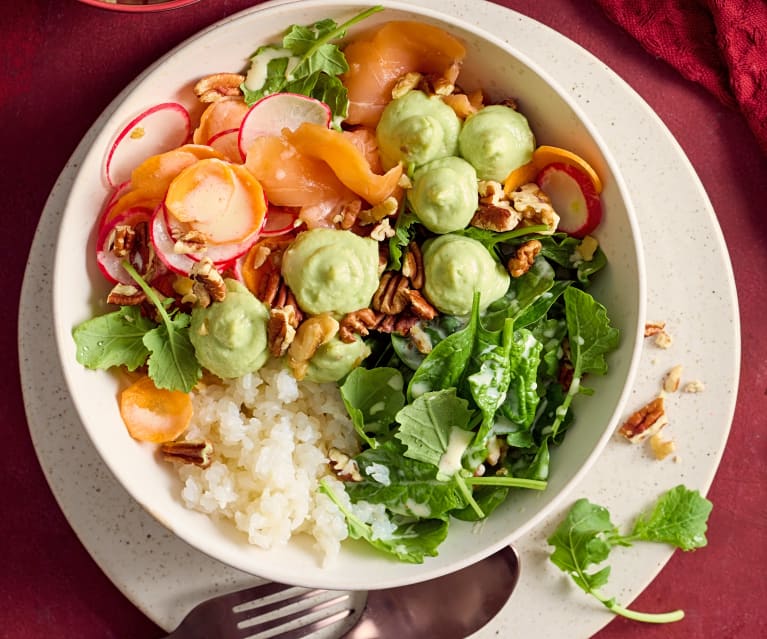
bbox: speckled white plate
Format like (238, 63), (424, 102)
(19, 0), (738, 636)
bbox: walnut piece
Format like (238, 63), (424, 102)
(683, 380), (706, 393)
(358, 197), (399, 226)
(654, 331), (673, 349)
(161, 440), (213, 468)
(189, 257), (226, 308)
(174, 230), (208, 255)
(471, 204), (522, 232)
(369, 218), (396, 242)
(288, 313), (339, 380)
(267, 307), (297, 357)
(193, 73), (245, 102)
(507, 239), (542, 278)
(618, 396), (668, 443)
(510, 183), (559, 234)
(392, 72), (423, 99)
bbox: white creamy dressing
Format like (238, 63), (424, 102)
(367, 462), (391, 486)
(405, 499), (431, 518)
(437, 427), (473, 477)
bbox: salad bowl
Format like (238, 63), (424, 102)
(53, 0), (645, 589)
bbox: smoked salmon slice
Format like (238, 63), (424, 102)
(342, 21), (466, 127)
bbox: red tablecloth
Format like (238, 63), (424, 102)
(4, 1), (766, 637)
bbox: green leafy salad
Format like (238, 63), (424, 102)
(319, 231), (620, 563)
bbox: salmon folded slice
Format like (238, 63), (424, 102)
(342, 21), (466, 127)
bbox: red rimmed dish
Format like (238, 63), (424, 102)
(76, 0), (200, 13)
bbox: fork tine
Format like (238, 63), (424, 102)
(238, 590), (354, 638)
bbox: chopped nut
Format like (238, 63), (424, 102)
(683, 380), (706, 393)
(109, 224), (136, 257)
(328, 448), (362, 482)
(397, 174), (413, 190)
(161, 440), (213, 468)
(649, 432), (676, 461)
(441, 92), (479, 119)
(391, 71), (423, 99)
(358, 197), (399, 225)
(372, 272), (410, 315)
(654, 331), (673, 349)
(510, 183), (559, 234)
(644, 321), (666, 337)
(393, 312), (419, 336)
(471, 203), (522, 232)
(193, 73), (245, 102)
(288, 313), (339, 380)
(369, 218), (396, 242)
(409, 322), (433, 354)
(507, 239), (542, 278)
(576, 235), (599, 262)
(190, 257), (226, 308)
(267, 307), (297, 357)
(106, 283), (146, 306)
(174, 230), (208, 255)
(478, 180), (507, 206)
(408, 289), (438, 320)
(402, 242), (424, 289)
(663, 365), (683, 393)
(247, 244), (272, 271)
(333, 199), (362, 230)
(619, 396), (668, 443)
(339, 308), (382, 343)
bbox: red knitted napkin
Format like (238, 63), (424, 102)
(595, 0), (767, 154)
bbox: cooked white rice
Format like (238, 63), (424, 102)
(175, 358), (362, 564)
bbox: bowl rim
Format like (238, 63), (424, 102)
(53, 0), (646, 588)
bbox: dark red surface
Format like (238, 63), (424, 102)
(4, 1), (765, 638)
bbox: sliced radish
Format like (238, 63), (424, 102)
(536, 162), (602, 238)
(105, 102), (191, 188)
(260, 207), (300, 237)
(96, 208), (153, 284)
(150, 204), (196, 276)
(238, 93), (332, 160)
(207, 127), (242, 163)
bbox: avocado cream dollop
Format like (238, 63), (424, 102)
(281, 228), (380, 316)
(458, 105), (535, 181)
(376, 90), (461, 170)
(408, 156), (478, 234)
(305, 335), (371, 383)
(190, 279), (270, 379)
(422, 234), (510, 315)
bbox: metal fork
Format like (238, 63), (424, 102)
(164, 582), (367, 639)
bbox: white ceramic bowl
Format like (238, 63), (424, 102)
(53, 0), (645, 589)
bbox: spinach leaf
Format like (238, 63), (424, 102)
(482, 259), (555, 332)
(348, 440), (467, 519)
(340, 367), (404, 448)
(455, 224), (548, 260)
(500, 328), (543, 430)
(406, 295), (479, 400)
(320, 480), (447, 563)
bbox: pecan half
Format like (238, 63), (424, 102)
(507, 239), (542, 278)
(107, 283), (146, 306)
(407, 289), (437, 320)
(339, 308), (382, 343)
(109, 224), (137, 257)
(372, 271), (411, 315)
(618, 396), (668, 443)
(193, 73), (245, 102)
(161, 440), (213, 468)
(402, 242), (424, 289)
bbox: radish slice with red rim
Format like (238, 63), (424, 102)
(207, 127), (242, 162)
(96, 208), (153, 284)
(536, 162), (603, 238)
(260, 207), (300, 237)
(105, 102), (191, 188)
(150, 204), (197, 276)
(238, 93), (332, 161)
